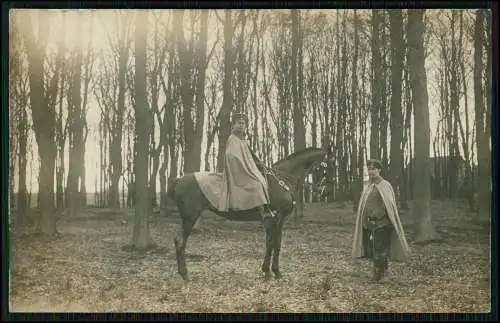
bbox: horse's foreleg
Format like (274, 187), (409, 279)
(271, 219), (284, 279)
(261, 227), (273, 280)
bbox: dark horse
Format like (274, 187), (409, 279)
(167, 147), (325, 281)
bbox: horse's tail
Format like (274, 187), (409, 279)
(164, 176), (180, 218)
(167, 176), (178, 202)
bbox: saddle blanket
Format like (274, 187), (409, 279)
(193, 172), (225, 211)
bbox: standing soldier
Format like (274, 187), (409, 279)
(352, 159), (411, 281)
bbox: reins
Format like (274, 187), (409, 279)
(261, 161), (325, 194)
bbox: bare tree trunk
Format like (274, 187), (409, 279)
(233, 11), (249, 119)
(159, 140), (169, 213)
(132, 11), (155, 250)
(291, 10), (306, 217)
(370, 10), (382, 159)
(21, 11), (58, 235)
(349, 10), (360, 206)
(192, 10), (210, 170)
(67, 14), (84, 216)
(148, 15), (168, 210)
(216, 10), (235, 172)
(9, 15), (19, 214)
(174, 11), (195, 175)
(99, 122), (104, 207)
(54, 12), (67, 211)
(327, 49), (337, 202)
(158, 33), (176, 212)
(271, 15), (292, 161)
(453, 12), (473, 208)
(108, 13), (131, 209)
(17, 78), (29, 216)
(338, 12), (349, 204)
(79, 30), (93, 209)
(249, 12), (263, 159)
(55, 82), (66, 211)
(177, 11), (210, 174)
(163, 14), (180, 191)
(126, 112), (135, 208)
(448, 12), (460, 201)
(400, 16), (412, 210)
(379, 13), (390, 167)
(389, 9), (404, 204)
(407, 9), (440, 243)
(458, 63), (473, 205)
(10, 18), (31, 216)
(168, 90), (179, 179)
(474, 9), (491, 218)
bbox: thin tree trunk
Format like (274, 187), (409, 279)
(448, 12), (460, 200)
(17, 83), (29, 216)
(110, 14), (130, 209)
(67, 14), (84, 216)
(400, 17), (412, 210)
(216, 10), (235, 172)
(379, 13), (390, 167)
(291, 10), (306, 217)
(132, 11), (155, 250)
(389, 9), (404, 204)
(474, 9), (490, 218)
(190, 10), (210, 172)
(370, 10), (382, 159)
(349, 10), (360, 206)
(55, 12), (68, 211)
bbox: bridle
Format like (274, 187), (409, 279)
(261, 160), (328, 195)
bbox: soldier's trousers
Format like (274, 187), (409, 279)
(364, 225), (393, 272)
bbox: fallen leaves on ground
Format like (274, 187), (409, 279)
(9, 200), (490, 313)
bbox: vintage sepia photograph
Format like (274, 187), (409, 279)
(7, 7), (492, 313)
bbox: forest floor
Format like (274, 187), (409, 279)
(9, 200), (491, 313)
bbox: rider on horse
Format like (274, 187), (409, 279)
(218, 112), (276, 228)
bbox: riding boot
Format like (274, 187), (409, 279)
(372, 266), (383, 282)
(370, 224), (392, 282)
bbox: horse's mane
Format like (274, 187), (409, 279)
(273, 147), (323, 166)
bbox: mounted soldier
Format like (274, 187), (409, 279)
(217, 112), (276, 228)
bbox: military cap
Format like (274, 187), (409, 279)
(231, 112), (248, 124)
(367, 159), (382, 170)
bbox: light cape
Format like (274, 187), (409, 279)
(216, 134), (270, 212)
(352, 179), (411, 261)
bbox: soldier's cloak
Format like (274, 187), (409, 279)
(352, 179), (411, 261)
(212, 134), (269, 211)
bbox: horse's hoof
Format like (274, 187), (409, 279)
(191, 228), (203, 234)
(263, 272), (272, 281)
(273, 271), (282, 280)
(179, 271), (189, 281)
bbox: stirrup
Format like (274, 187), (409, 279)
(262, 209), (275, 219)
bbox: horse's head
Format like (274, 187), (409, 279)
(263, 148), (326, 213)
(272, 147), (327, 183)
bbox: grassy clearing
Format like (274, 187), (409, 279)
(9, 200), (490, 312)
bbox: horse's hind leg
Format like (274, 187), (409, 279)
(174, 208), (199, 281)
(261, 227), (274, 280)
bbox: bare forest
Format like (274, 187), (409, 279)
(9, 9), (491, 313)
